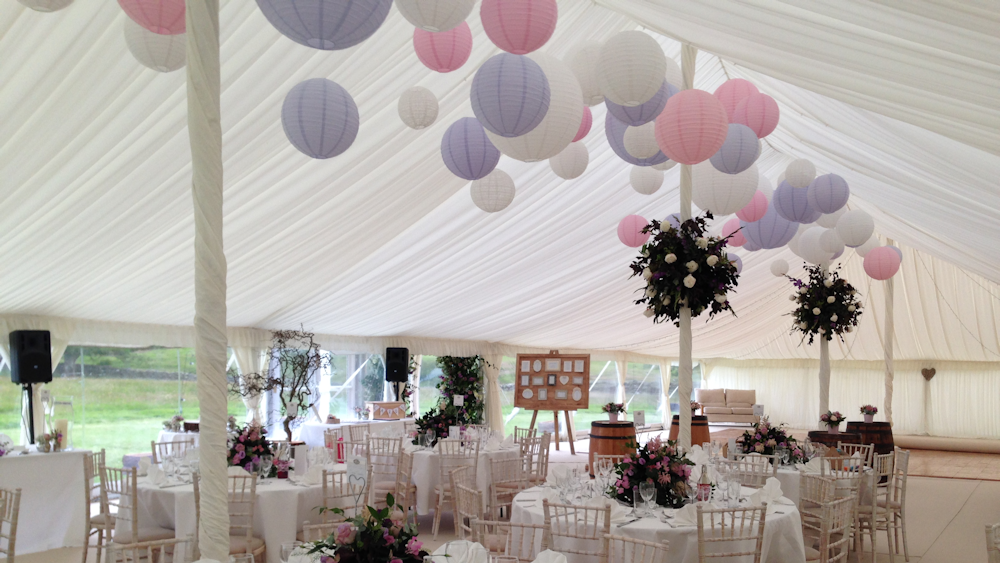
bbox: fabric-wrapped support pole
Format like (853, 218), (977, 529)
(187, 0), (229, 560)
(818, 337), (830, 422)
(884, 238), (896, 426)
(483, 352), (504, 436)
(676, 44), (698, 450)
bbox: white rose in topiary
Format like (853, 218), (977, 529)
(665, 253), (677, 263)
(706, 255), (719, 267)
(642, 249), (649, 257)
(642, 267), (652, 279)
(643, 308), (655, 317)
(824, 280), (833, 288)
(846, 326), (853, 332)
(798, 322), (807, 329)
(661, 295), (671, 304)
(696, 237), (709, 249)
(788, 295), (797, 301)
(645, 287), (656, 298)
(686, 261), (699, 273)
(848, 305), (856, 312)
(827, 296), (835, 303)
(850, 290), (857, 296)
(714, 294), (727, 303)
(818, 327), (826, 334)
(683, 275), (696, 288)
(799, 287), (808, 294)
(831, 314), (838, 322)
(812, 307), (821, 315)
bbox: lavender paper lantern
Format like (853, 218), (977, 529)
(605, 81), (675, 127)
(281, 78), (359, 159)
(710, 124), (760, 175)
(441, 117), (501, 180)
(773, 180), (821, 223)
(606, 112), (669, 167)
(743, 238), (762, 252)
(741, 205), (797, 249)
(664, 213), (682, 230)
(807, 173), (850, 214)
(256, 0), (392, 50)
(727, 253), (743, 274)
(888, 245), (903, 261)
(471, 53), (550, 138)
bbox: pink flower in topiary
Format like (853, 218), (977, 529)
(406, 537), (423, 556)
(335, 523), (356, 545)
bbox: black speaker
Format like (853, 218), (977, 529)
(385, 347), (409, 382)
(10, 330), (52, 384)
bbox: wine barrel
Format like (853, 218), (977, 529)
(846, 421), (895, 456)
(807, 430), (862, 451)
(668, 415), (712, 447)
(588, 421), (637, 478)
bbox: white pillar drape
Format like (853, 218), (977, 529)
(658, 359), (673, 426)
(614, 357), (628, 404)
(409, 355), (422, 417)
(818, 337), (830, 422)
(232, 347), (264, 424)
(676, 43), (698, 450)
(884, 239), (896, 426)
(483, 353), (504, 436)
(187, 0), (229, 559)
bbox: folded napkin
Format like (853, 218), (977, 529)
(584, 497), (628, 522)
(532, 550), (568, 563)
(502, 433), (514, 446)
(548, 465), (571, 486)
(227, 466), (251, 477)
(430, 540), (489, 563)
(688, 445), (711, 468)
(796, 457), (825, 474)
(302, 465), (324, 485)
(147, 465), (167, 487)
(137, 457), (151, 477)
(673, 504), (700, 527)
(749, 477), (784, 512)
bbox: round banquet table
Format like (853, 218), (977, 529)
(296, 418), (414, 447)
(156, 429), (199, 447)
(510, 487), (806, 563)
(410, 444), (523, 515)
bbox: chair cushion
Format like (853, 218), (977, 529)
(90, 514), (115, 528)
(229, 535), (265, 554)
(725, 389), (756, 406)
(731, 407), (756, 415)
(703, 407), (733, 415)
(695, 388), (726, 405)
(114, 525), (176, 544)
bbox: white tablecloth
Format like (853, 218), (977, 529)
(296, 419), (414, 447)
(410, 446), (522, 515)
(156, 429), (199, 447)
(0, 450), (89, 554)
(511, 487), (806, 563)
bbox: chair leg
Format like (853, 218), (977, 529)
(885, 518), (896, 563)
(95, 529), (104, 563)
(899, 512), (910, 562)
(432, 490), (443, 539)
(450, 494), (460, 536)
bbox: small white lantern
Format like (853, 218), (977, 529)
(819, 228), (845, 255)
(123, 18), (185, 73)
(757, 175), (774, 201)
(785, 159), (816, 188)
(566, 40), (604, 106)
(816, 207), (846, 229)
(652, 159), (677, 172)
(836, 209), (875, 247)
(770, 259), (789, 277)
(630, 166), (664, 195)
(855, 235), (880, 257)
(549, 142), (589, 179)
(397, 86), (439, 130)
(665, 56), (682, 89)
(623, 122), (659, 159)
(692, 161), (758, 215)
(470, 169), (516, 212)
(597, 31), (666, 107)
(799, 226), (833, 264)
(395, 0), (475, 32)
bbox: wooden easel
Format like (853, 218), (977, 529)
(527, 409), (576, 455)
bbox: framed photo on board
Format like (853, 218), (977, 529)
(513, 352), (590, 411)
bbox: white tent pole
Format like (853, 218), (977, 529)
(818, 265), (830, 423)
(884, 238), (896, 426)
(186, 0), (229, 560)
(676, 44), (698, 450)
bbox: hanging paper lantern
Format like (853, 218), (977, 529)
(618, 215), (649, 247)
(281, 78), (359, 159)
(836, 209), (875, 247)
(864, 246), (901, 280)
(784, 159), (816, 189)
(398, 87), (439, 130)
(441, 117), (501, 180)
(486, 53), (582, 162)
(722, 217), (746, 247)
(820, 229), (845, 255)
(732, 93), (779, 138)
(597, 31), (666, 107)
(623, 123), (660, 159)
(119, 0), (185, 35)
(123, 17), (185, 72)
(652, 160), (677, 172)
(855, 235), (879, 257)
(471, 53), (550, 138)
(807, 173), (850, 214)
(549, 142), (589, 179)
(726, 253), (743, 274)
(692, 162), (758, 216)
(770, 259), (789, 277)
(735, 190), (768, 223)
(773, 181), (821, 223)
(741, 206), (797, 249)
(480, 0), (557, 55)
(413, 22), (473, 73)
(743, 238), (762, 252)
(664, 213), (682, 230)
(256, 0), (392, 50)
(573, 106), (592, 142)
(606, 81), (674, 127)
(710, 123), (760, 175)
(18, 0), (73, 12)
(606, 112), (669, 167)
(816, 207), (846, 229)
(470, 169), (516, 212)
(714, 78), (759, 121)
(888, 246), (903, 261)
(798, 227), (833, 264)
(396, 0), (474, 32)
(630, 166), (663, 195)
(565, 41), (604, 106)
(758, 175), (774, 202)
(787, 223), (809, 258)
(655, 89), (729, 165)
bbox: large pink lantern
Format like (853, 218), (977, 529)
(119, 0), (185, 35)
(864, 246), (901, 280)
(480, 0), (557, 55)
(736, 190), (768, 222)
(714, 78), (759, 121)
(573, 106), (592, 142)
(722, 217), (746, 247)
(732, 93), (780, 138)
(654, 89), (729, 165)
(414, 22), (473, 73)
(617, 215), (650, 247)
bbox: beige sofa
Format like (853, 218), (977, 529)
(695, 388), (759, 424)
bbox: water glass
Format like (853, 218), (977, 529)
(728, 479), (742, 508)
(685, 480), (699, 506)
(230, 555), (254, 563)
(638, 482), (656, 516)
(260, 455), (273, 479)
(780, 448), (791, 466)
(280, 541), (303, 563)
(426, 429), (436, 444)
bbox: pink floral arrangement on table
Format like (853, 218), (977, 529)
(819, 410), (845, 428)
(608, 436), (694, 508)
(602, 402), (627, 414)
(307, 493), (430, 563)
(690, 401), (702, 413)
(736, 417), (806, 463)
(860, 405), (878, 415)
(227, 423), (272, 474)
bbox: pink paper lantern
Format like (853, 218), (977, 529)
(722, 217), (746, 247)
(714, 78), (759, 122)
(735, 190), (768, 223)
(864, 246), (901, 280)
(617, 215), (649, 248)
(654, 89), (729, 165)
(413, 22), (473, 73)
(732, 93), (780, 138)
(480, 0), (557, 55)
(573, 106), (592, 142)
(119, 0), (185, 35)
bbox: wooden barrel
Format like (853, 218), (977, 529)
(807, 430), (862, 451)
(846, 421), (895, 456)
(668, 415), (712, 447)
(588, 421), (637, 478)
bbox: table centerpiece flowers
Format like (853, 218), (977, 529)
(820, 410), (846, 433)
(162, 414), (184, 432)
(609, 436), (694, 508)
(690, 401), (702, 415)
(307, 493), (429, 563)
(602, 402), (626, 422)
(736, 417), (805, 463)
(228, 422), (272, 474)
(786, 264), (863, 344)
(860, 404), (878, 423)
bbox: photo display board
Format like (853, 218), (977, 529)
(513, 353), (590, 411)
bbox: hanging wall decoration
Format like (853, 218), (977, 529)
(256, 0), (392, 50)
(413, 22), (473, 73)
(412, 356), (487, 446)
(281, 78), (360, 159)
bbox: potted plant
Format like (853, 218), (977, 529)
(690, 401), (702, 416)
(602, 402), (626, 422)
(819, 410), (845, 433)
(860, 405), (878, 424)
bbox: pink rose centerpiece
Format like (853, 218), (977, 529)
(736, 417), (806, 463)
(307, 493), (429, 563)
(820, 410), (845, 433)
(860, 404), (878, 423)
(609, 436), (694, 508)
(227, 422), (272, 475)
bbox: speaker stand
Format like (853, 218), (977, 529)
(22, 383), (36, 444)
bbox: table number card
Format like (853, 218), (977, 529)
(633, 410), (645, 426)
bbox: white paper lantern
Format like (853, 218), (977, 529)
(652, 159), (677, 172)
(836, 209), (875, 247)
(815, 207), (846, 229)
(770, 259), (789, 277)
(758, 175), (774, 202)
(597, 31), (666, 107)
(123, 18), (185, 73)
(855, 235), (880, 257)
(692, 161), (758, 215)
(630, 166), (663, 195)
(820, 229), (845, 255)
(486, 53), (582, 162)
(566, 40), (603, 106)
(549, 142), (589, 179)
(623, 122), (659, 159)
(786, 223), (810, 258)
(665, 56), (682, 89)
(397, 86), (438, 130)
(799, 226), (833, 264)
(395, 0), (474, 32)
(470, 169), (515, 212)
(785, 159), (816, 188)
(18, 0), (73, 11)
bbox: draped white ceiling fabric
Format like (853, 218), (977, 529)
(1, 1), (998, 364)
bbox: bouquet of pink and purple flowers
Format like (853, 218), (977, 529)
(227, 423), (272, 474)
(609, 436), (694, 508)
(307, 493), (430, 563)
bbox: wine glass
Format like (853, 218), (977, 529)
(638, 481), (655, 516)
(259, 455), (274, 485)
(780, 448), (791, 466)
(280, 541), (303, 563)
(685, 479), (699, 506)
(728, 479), (742, 508)
(426, 429), (436, 446)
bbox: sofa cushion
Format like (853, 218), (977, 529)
(703, 407), (734, 415)
(695, 388), (726, 405)
(731, 407), (756, 415)
(725, 389), (756, 406)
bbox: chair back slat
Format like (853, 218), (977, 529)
(321, 469), (365, 522)
(836, 442), (874, 468)
(453, 473), (484, 540)
(800, 496), (856, 563)
(102, 466), (139, 542)
(717, 457), (772, 488)
(513, 427), (537, 445)
(695, 504), (767, 562)
(606, 533), (669, 563)
(151, 438), (195, 464)
(542, 499), (611, 561)
(986, 522), (1000, 563)
(471, 518), (548, 560)
(0, 487), (22, 559)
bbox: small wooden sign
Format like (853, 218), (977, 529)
(514, 352), (590, 411)
(365, 401), (407, 420)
